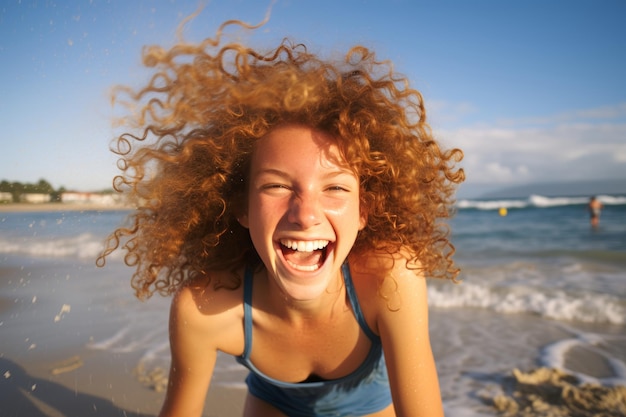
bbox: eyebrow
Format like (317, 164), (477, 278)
(254, 167), (356, 180)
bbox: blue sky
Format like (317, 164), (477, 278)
(1, 0), (625, 197)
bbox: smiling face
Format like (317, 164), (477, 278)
(239, 124), (366, 302)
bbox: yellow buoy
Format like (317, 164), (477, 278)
(499, 207), (508, 216)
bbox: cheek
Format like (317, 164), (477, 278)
(324, 197), (364, 232)
(322, 195), (359, 216)
(247, 195), (284, 233)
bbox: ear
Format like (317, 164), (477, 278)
(237, 214), (249, 229)
(358, 207), (368, 231)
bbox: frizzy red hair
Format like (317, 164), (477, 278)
(96, 19), (464, 299)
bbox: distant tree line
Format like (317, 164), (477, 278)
(0, 179), (66, 202)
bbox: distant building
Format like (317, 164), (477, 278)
(60, 192), (123, 206)
(0, 192), (12, 203)
(20, 193), (52, 203)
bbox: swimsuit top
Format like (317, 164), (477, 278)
(236, 262), (392, 417)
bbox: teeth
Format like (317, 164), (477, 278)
(280, 239), (329, 253)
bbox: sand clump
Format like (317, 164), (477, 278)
(49, 355), (84, 375)
(489, 367), (626, 417)
(134, 364), (169, 393)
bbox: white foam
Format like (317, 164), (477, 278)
(87, 327), (132, 350)
(0, 233), (121, 260)
(428, 282), (625, 324)
(456, 199), (528, 210)
(456, 193), (626, 211)
(596, 194), (626, 205)
(540, 330), (626, 386)
(528, 194), (589, 207)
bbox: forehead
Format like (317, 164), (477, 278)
(251, 124), (349, 171)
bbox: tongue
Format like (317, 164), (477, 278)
(282, 248), (323, 267)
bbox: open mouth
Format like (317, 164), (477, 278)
(279, 239), (330, 272)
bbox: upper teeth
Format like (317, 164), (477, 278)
(280, 239), (329, 253)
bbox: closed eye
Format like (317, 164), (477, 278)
(260, 183), (292, 195)
(326, 185), (350, 192)
(263, 184), (290, 189)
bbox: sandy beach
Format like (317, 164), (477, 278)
(1, 350), (246, 417)
(0, 261), (246, 417)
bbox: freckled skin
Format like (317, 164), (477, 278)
(239, 124), (366, 303)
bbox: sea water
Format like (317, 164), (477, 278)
(0, 194), (624, 415)
(436, 195), (626, 414)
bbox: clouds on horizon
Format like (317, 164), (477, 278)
(432, 102), (626, 187)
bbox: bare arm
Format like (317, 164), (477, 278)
(377, 263), (444, 417)
(158, 287), (217, 417)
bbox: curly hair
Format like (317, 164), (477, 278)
(96, 19), (464, 300)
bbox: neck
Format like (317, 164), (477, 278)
(263, 269), (346, 322)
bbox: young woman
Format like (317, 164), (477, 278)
(98, 18), (464, 417)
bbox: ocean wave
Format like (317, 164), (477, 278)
(456, 194), (626, 211)
(428, 282), (625, 325)
(0, 233), (119, 260)
(456, 199), (529, 210)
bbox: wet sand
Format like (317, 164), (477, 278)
(1, 350), (246, 417)
(0, 263), (245, 417)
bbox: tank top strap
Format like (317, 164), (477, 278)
(342, 262), (380, 342)
(242, 263), (378, 360)
(241, 265), (254, 360)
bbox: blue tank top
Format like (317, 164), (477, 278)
(236, 262), (392, 417)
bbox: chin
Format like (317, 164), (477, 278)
(271, 249), (340, 301)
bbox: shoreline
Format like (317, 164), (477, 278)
(0, 203), (133, 213)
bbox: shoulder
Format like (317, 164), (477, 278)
(348, 250), (427, 333)
(349, 251), (443, 416)
(161, 271), (246, 416)
(170, 270), (245, 356)
(349, 249), (425, 298)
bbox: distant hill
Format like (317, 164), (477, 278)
(478, 179), (626, 199)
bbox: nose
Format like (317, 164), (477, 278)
(287, 192), (322, 229)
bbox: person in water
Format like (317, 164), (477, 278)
(588, 196), (604, 227)
(98, 17), (464, 417)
